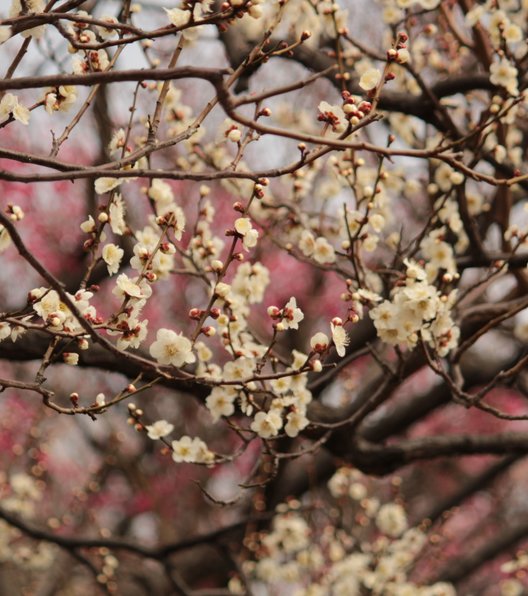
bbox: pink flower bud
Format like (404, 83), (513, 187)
(189, 308), (203, 320)
(267, 306), (281, 318)
(310, 332), (329, 353)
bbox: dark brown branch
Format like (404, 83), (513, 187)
(456, 252), (528, 269)
(0, 333), (207, 399)
(350, 433), (528, 475)
(0, 505), (272, 561)
(435, 517), (528, 584)
(423, 455), (520, 524)
(0, 67), (228, 91)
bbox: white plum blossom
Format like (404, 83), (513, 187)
(281, 297), (304, 330)
(0, 94), (30, 125)
(318, 101), (347, 133)
(266, 514), (310, 553)
(369, 258), (459, 355)
(0, 322), (11, 342)
(95, 177), (122, 195)
(146, 420), (174, 440)
(108, 129), (126, 156)
(206, 386), (238, 421)
(234, 217), (259, 250)
(109, 195), (127, 235)
(269, 376), (292, 395)
(116, 319), (148, 351)
(44, 86), (77, 114)
(299, 230), (316, 256)
(195, 341), (213, 362)
(0, 26), (11, 44)
(0, 226), (11, 253)
(171, 436), (214, 463)
(10, 472), (41, 501)
(113, 274), (152, 300)
(421, 231), (457, 279)
(146, 181), (186, 237)
(242, 228), (259, 250)
(223, 357), (255, 382)
(313, 237), (336, 264)
(251, 410), (283, 438)
(165, 7), (191, 28)
(102, 243), (124, 275)
(231, 262), (270, 304)
(490, 58), (519, 96)
(284, 411), (309, 437)
(108, 299), (149, 351)
(80, 216), (96, 234)
(375, 503), (408, 538)
(359, 68), (381, 91)
(234, 217), (252, 235)
(148, 179), (173, 204)
(331, 321), (350, 357)
(149, 329), (196, 367)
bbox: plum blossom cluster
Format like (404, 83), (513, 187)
(29, 288), (97, 333)
(369, 260), (459, 356)
(248, 348), (312, 440)
(1, 0), (528, 593)
(234, 467), (456, 595)
(137, 411), (214, 465)
(0, 473), (57, 570)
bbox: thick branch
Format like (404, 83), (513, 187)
(350, 433), (528, 475)
(0, 67), (227, 91)
(435, 517), (528, 584)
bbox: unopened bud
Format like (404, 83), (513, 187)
(77, 337), (90, 350)
(267, 306), (281, 318)
(63, 352), (79, 366)
(227, 128), (241, 143)
(311, 359), (323, 372)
